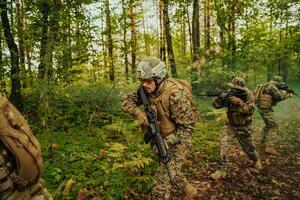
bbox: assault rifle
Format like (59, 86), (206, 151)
(279, 85), (297, 96)
(198, 90), (247, 107)
(139, 87), (176, 186)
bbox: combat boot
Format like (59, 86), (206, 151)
(265, 146), (280, 156)
(254, 159), (262, 170)
(183, 183), (197, 199)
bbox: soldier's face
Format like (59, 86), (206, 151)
(142, 79), (156, 94)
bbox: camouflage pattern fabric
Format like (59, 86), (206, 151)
(150, 132), (191, 200)
(257, 82), (288, 146)
(220, 125), (258, 161)
(213, 86), (259, 162)
(0, 145), (53, 200)
(122, 79), (196, 199)
(258, 108), (278, 146)
(257, 83), (287, 108)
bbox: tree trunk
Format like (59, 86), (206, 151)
(192, 0), (200, 62)
(185, 1), (193, 58)
(129, 0), (137, 80)
(0, 24), (5, 91)
(122, 0), (129, 80)
(180, 1), (186, 58)
(0, 0), (22, 109)
(204, 0), (211, 54)
(229, 0), (236, 71)
(267, 5), (273, 81)
(163, 0), (177, 77)
(61, 6), (72, 82)
(104, 0), (114, 81)
(159, 0), (166, 62)
(140, 4), (149, 55)
(38, 1), (49, 78)
(282, 5), (289, 82)
(16, 0), (26, 88)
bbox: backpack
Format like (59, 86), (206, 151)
(0, 93), (42, 189)
(162, 78), (198, 120)
(254, 83), (272, 108)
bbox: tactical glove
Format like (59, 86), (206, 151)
(165, 134), (180, 146)
(134, 109), (149, 126)
(228, 96), (243, 106)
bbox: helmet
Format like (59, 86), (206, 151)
(137, 56), (167, 81)
(270, 76), (285, 87)
(227, 77), (246, 91)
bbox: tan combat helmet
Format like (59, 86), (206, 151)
(137, 56), (167, 81)
(270, 76), (285, 86)
(227, 77), (247, 91)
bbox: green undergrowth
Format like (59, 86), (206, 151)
(38, 120), (156, 200)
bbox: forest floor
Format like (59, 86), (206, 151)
(187, 97), (300, 200)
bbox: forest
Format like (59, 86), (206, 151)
(0, 0), (299, 199)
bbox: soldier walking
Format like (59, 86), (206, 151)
(121, 56), (197, 200)
(255, 76), (292, 155)
(213, 77), (262, 170)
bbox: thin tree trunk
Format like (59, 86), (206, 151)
(229, 0), (236, 70)
(267, 5), (273, 81)
(204, 0), (211, 54)
(61, 5), (72, 82)
(180, 1), (186, 57)
(104, 0), (114, 81)
(185, 1), (193, 58)
(0, 24), (5, 91)
(16, 0), (26, 88)
(192, 0), (200, 62)
(282, 5), (289, 82)
(38, 1), (49, 78)
(163, 0), (177, 77)
(129, 0), (136, 80)
(122, 0), (129, 80)
(0, 0), (22, 109)
(159, 0), (166, 62)
(140, 5), (149, 55)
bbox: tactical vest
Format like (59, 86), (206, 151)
(254, 84), (272, 109)
(226, 92), (252, 126)
(0, 93), (42, 191)
(149, 79), (197, 137)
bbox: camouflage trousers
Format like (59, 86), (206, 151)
(220, 124), (258, 162)
(258, 108), (278, 146)
(149, 132), (192, 200)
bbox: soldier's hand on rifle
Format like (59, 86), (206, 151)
(228, 96), (243, 106)
(135, 109), (149, 126)
(165, 134), (180, 147)
(215, 93), (225, 104)
(282, 90), (292, 98)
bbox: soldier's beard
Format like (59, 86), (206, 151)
(143, 86), (156, 94)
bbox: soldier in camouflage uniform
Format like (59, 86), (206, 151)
(213, 77), (262, 170)
(255, 76), (292, 155)
(121, 56), (197, 200)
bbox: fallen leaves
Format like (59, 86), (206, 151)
(210, 170), (226, 180)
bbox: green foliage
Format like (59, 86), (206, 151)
(39, 123), (155, 199)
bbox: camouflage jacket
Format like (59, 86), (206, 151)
(121, 79), (195, 139)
